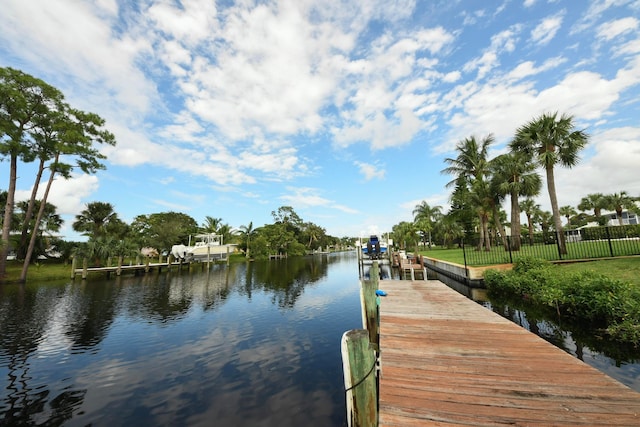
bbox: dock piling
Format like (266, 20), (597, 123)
(341, 329), (378, 427)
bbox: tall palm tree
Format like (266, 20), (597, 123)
(519, 198), (540, 245)
(603, 191), (637, 226)
(442, 134), (494, 251)
(511, 112), (588, 254)
(559, 205), (577, 227)
(239, 221), (255, 258)
(578, 193), (606, 220)
(490, 152), (541, 251)
(412, 201), (442, 248)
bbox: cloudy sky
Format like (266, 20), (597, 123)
(1, 0), (639, 240)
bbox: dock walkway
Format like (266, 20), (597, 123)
(378, 279), (640, 426)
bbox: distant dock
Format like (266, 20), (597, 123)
(70, 257), (225, 280)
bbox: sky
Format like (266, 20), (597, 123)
(1, 0), (639, 241)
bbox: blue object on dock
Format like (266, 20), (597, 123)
(376, 290), (387, 296)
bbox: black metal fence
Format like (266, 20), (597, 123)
(462, 225), (640, 267)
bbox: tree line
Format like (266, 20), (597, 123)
(391, 112), (639, 252)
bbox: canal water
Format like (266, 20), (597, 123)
(0, 252), (362, 426)
(2, 253), (640, 426)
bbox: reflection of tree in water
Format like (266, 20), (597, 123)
(243, 256), (332, 309)
(64, 281), (121, 351)
(0, 283), (87, 425)
(486, 295), (640, 365)
(201, 265), (232, 311)
(119, 273), (194, 323)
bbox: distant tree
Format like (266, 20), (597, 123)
(271, 206), (303, 232)
(435, 214), (464, 248)
(200, 216), (223, 234)
(391, 221), (419, 250)
(238, 221), (255, 258)
(256, 223), (301, 257)
(301, 222), (326, 250)
(603, 191), (638, 226)
(578, 193), (606, 219)
(559, 205), (577, 227)
(519, 198), (540, 245)
(130, 212), (198, 254)
(412, 201), (442, 249)
(511, 112), (588, 254)
(72, 202), (124, 239)
(490, 152), (541, 251)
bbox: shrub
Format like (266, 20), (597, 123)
(484, 257), (640, 345)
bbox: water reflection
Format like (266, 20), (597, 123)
(0, 253), (362, 426)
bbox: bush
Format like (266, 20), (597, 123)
(485, 257), (640, 345)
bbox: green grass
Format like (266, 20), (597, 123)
(2, 260), (72, 283)
(556, 257), (640, 287)
(418, 239), (640, 267)
(418, 247), (465, 264)
(1, 253), (252, 284)
(419, 248), (640, 287)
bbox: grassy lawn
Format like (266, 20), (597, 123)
(1, 254), (252, 284)
(419, 247), (640, 287)
(555, 257), (640, 287)
(417, 239), (640, 267)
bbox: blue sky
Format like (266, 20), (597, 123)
(1, 0), (639, 241)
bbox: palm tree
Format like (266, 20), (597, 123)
(519, 198), (540, 245)
(578, 193), (606, 220)
(559, 205), (577, 227)
(603, 191), (637, 226)
(490, 152), (541, 251)
(412, 201), (442, 249)
(511, 112), (588, 254)
(239, 221), (255, 258)
(391, 221), (418, 250)
(200, 216), (223, 235)
(442, 134), (494, 251)
(72, 202), (120, 239)
(435, 214), (464, 248)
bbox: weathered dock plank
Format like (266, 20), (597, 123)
(378, 279), (640, 426)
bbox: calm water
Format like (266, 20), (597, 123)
(3, 254), (640, 426)
(0, 253), (362, 426)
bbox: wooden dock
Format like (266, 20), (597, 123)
(378, 279), (640, 426)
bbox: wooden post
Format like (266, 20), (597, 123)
(226, 245), (230, 266)
(117, 256), (123, 276)
(82, 258), (88, 280)
(145, 257), (150, 273)
(361, 261), (379, 348)
(71, 257), (76, 280)
(341, 329), (378, 427)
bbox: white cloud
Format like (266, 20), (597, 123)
(355, 162), (386, 181)
(530, 12), (564, 46)
(464, 25), (522, 79)
(597, 17), (639, 40)
(554, 126), (640, 210)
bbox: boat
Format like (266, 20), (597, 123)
(185, 233), (235, 261)
(361, 235), (388, 260)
